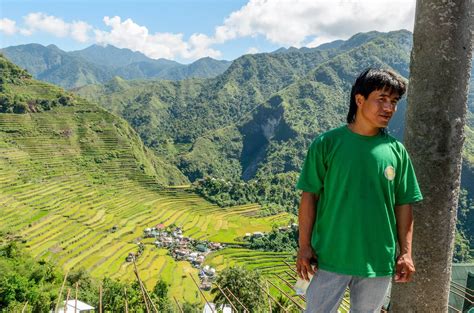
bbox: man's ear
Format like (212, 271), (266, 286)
(355, 94), (364, 107)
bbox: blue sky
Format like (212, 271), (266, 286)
(0, 0), (416, 63)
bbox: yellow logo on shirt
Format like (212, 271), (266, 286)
(384, 166), (395, 181)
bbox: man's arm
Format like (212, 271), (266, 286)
(394, 204), (415, 283)
(296, 191), (319, 281)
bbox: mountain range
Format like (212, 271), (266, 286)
(1, 43), (231, 89)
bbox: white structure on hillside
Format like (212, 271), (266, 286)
(203, 303), (232, 313)
(56, 300), (94, 312)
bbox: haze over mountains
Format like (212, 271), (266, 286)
(1, 43), (231, 89)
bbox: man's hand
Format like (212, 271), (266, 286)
(296, 245), (317, 281)
(394, 253), (415, 283)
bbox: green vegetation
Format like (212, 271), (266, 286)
(455, 189), (474, 262)
(193, 173), (300, 215)
(0, 242), (62, 312)
(0, 242), (176, 312)
(211, 266), (265, 312)
(245, 226), (298, 252)
(75, 30), (412, 185)
(204, 248), (312, 311)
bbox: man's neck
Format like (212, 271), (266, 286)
(347, 122), (380, 136)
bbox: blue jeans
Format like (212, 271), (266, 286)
(305, 269), (391, 313)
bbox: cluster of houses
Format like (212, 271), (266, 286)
(141, 224), (224, 290)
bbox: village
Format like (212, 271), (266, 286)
(125, 223), (225, 290)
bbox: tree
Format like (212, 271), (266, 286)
(94, 278), (150, 312)
(211, 266), (265, 312)
(182, 301), (200, 313)
(151, 279), (173, 312)
(390, 0), (473, 311)
(13, 101), (27, 114)
(152, 279), (169, 299)
(0, 243), (62, 312)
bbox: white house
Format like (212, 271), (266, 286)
(56, 300), (94, 313)
(203, 303), (232, 313)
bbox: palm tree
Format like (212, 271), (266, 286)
(390, 0), (473, 311)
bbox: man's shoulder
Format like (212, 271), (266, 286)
(312, 125), (346, 144)
(383, 132), (406, 149)
(308, 125), (349, 153)
(381, 132), (414, 161)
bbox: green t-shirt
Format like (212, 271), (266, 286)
(296, 125), (423, 277)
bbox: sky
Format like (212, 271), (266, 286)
(0, 0), (416, 63)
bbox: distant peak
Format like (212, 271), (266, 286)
(193, 56), (215, 63)
(84, 43), (116, 50)
(272, 47), (288, 54)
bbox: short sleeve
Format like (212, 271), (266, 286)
(395, 148), (423, 205)
(296, 137), (326, 195)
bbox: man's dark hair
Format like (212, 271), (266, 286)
(347, 68), (407, 124)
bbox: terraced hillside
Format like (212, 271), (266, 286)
(0, 109), (294, 302)
(0, 55), (298, 305)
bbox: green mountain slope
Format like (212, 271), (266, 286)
(0, 53), (187, 187)
(1, 44), (111, 89)
(70, 44), (157, 67)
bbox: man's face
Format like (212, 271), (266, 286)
(355, 88), (400, 128)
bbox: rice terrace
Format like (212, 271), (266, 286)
(0, 95), (297, 306)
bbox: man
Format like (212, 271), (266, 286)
(296, 68), (423, 313)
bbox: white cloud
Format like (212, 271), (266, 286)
(77, 2), (415, 59)
(0, 18), (17, 35)
(246, 47), (259, 54)
(8, 12), (93, 42)
(71, 21), (92, 43)
(186, 33), (221, 59)
(212, 0), (416, 47)
(95, 16), (221, 60)
(23, 12), (70, 37)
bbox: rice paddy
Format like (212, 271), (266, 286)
(0, 103), (299, 305)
